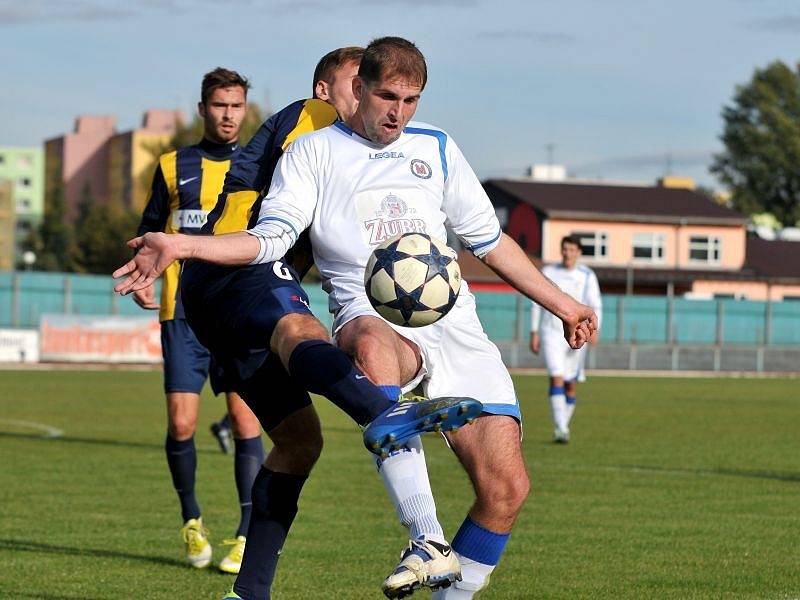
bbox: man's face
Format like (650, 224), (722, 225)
(351, 74), (422, 146)
(561, 241), (581, 268)
(316, 60), (360, 120)
(198, 85), (246, 144)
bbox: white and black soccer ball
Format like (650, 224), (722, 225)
(364, 232), (461, 327)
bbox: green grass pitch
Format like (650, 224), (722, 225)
(0, 370), (797, 599)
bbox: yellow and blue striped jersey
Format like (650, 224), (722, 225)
(203, 98), (339, 277)
(138, 139), (241, 321)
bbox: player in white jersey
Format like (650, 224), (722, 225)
(252, 38), (597, 598)
(531, 235), (603, 443)
(112, 38), (597, 599)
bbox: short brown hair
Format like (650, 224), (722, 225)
(562, 235), (583, 249)
(312, 47), (364, 93)
(201, 67), (250, 105)
(358, 36), (427, 91)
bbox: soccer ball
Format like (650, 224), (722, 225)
(364, 232), (461, 327)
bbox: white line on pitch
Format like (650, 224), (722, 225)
(0, 419), (64, 438)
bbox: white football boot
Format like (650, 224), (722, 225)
(382, 538), (461, 598)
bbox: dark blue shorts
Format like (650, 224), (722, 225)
(160, 318), (228, 395)
(180, 259), (315, 431)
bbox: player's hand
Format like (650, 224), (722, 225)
(132, 285), (160, 310)
(113, 232), (179, 295)
(530, 332), (540, 354)
(562, 302), (598, 350)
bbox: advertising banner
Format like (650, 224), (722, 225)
(40, 314), (161, 363)
(0, 329), (40, 363)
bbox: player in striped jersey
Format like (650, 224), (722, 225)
(133, 68), (263, 573)
(531, 235), (603, 443)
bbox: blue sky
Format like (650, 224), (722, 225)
(1, 0), (798, 187)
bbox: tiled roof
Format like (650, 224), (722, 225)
(744, 238), (800, 281)
(484, 179), (747, 225)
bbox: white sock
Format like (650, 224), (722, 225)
(375, 435), (445, 543)
(549, 392), (568, 432)
(431, 552), (495, 599)
(564, 396), (576, 427)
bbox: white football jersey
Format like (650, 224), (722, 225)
(532, 264), (603, 335)
(255, 121), (502, 315)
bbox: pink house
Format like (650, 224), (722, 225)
(45, 116), (117, 221)
(45, 110), (182, 221)
(476, 178), (800, 301)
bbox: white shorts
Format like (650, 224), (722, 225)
(540, 331), (586, 382)
(334, 288), (521, 421)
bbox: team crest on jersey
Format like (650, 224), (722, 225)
(377, 193), (410, 218)
(410, 159), (432, 179)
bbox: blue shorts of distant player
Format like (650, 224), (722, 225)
(160, 318), (228, 395)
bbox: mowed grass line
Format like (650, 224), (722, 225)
(0, 371), (797, 599)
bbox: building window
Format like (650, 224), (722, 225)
(17, 198), (31, 210)
(689, 235), (721, 264)
(573, 231), (608, 259)
(17, 155), (32, 168)
(0, 154), (4, 164)
(632, 233), (665, 262)
(18, 177), (32, 188)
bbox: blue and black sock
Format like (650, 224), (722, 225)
(165, 434), (201, 522)
(287, 340), (393, 426)
(233, 467), (307, 600)
(234, 436), (265, 538)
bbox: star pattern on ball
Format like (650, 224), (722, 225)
(372, 244), (412, 279)
(365, 232), (461, 327)
(411, 244), (455, 284)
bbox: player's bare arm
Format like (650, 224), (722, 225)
(481, 233), (597, 348)
(530, 331), (540, 354)
(112, 231), (261, 295)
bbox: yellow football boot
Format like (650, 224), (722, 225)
(180, 517), (212, 568)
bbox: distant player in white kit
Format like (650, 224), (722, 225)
(531, 235), (602, 443)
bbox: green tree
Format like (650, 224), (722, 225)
(711, 60), (800, 227)
(72, 184), (140, 274)
(32, 181), (75, 272)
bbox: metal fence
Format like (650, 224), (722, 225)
(472, 292), (800, 346)
(2, 271), (799, 371)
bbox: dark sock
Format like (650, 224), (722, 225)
(234, 436), (265, 538)
(165, 435), (200, 522)
(287, 340), (393, 426)
(219, 413), (232, 429)
(233, 468), (308, 600)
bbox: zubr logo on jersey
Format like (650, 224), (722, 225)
(363, 193), (426, 245)
(410, 159), (432, 179)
